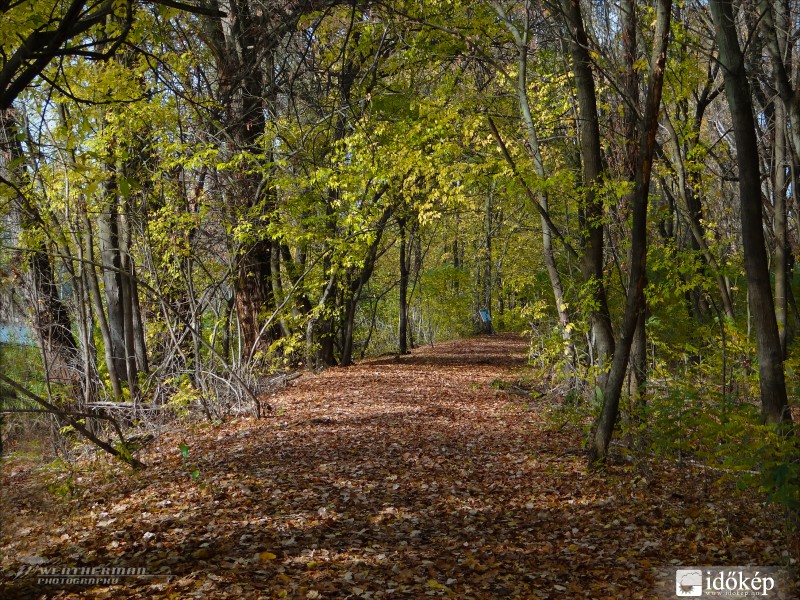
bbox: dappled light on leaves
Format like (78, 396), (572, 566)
(1, 336), (796, 598)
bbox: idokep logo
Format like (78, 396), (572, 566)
(675, 569), (703, 597)
(704, 569), (776, 596)
(669, 567), (783, 598)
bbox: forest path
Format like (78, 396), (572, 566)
(1, 334), (796, 599)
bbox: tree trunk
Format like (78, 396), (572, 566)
(773, 99), (789, 355)
(759, 0), (791, 355)
(341, 205), (393, 366)
(81, 211), (124, 399)
(620, 0), (648, 423)
(98, 180), (128, 382)
(483, 186), (493, 317)
(590, 0), (672, 463)
(235, 239), (274, 360)
(129, 266), (149, 373)
(398, 218), (409, 355)
(560, 0), (615, 379)
(206, 0), (281, 361)
(118, 202), (138, 395)
(483, 3), (576, 358)
(315, 202), (340, 368)
(54, 103), (123, 398)
(710, 0), (790, 424)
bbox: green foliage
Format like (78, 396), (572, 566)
(633, 347), (799, 514)
(417, 265), (474, 342)
(167, 377), (203, 418)
(178, 441), (200, 480)
(0, 0), (797, 541)
(43, 457), (77, 499)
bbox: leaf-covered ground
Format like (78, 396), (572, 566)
(1, 334), (797, 599)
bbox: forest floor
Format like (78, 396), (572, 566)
(1, 333), (798, 599)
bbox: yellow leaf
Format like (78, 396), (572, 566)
(259, 551), (278, 561)
(426, 579), (452, 593)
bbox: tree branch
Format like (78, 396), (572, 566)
(486, 115), (580, 262)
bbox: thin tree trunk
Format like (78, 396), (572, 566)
(590, 0), (672, 463)
(82, 212), (124, 399)
(54, 103), (123, 398)
(759, 0), (791, 355)
(118, 201), (137, 395)
(662, 108), (735, 319)
(620, 0), (648, 425)
(774, 100), (789, 355)
(129, 268), (148, 373)
(493, 2), (574, 353)
(341, 205), (393, 366)
(483, 186), (493, 317)
(398, 218), (409, 355)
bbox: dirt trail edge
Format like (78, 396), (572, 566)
(1, 334), (797, 599)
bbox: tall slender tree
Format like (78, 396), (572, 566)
(709, 0), (790, 424)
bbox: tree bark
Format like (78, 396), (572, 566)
(773, 99), (789, 355)
(341, 204), (393, 366)
(759, 0), (791, 354)
(559, 0), (615, 379)
(590, 0), (672, 463)
(98, 178), (127, 381)
(710, 0), (790, 424)
(398, 218), (409, 355)
(620, 0), (647, 424)
(206, 0), (281, 360)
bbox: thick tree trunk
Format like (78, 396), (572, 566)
(560, 0), (615, 378)
(206, 0), (283, 361)
(235, 239), (274, 360)
(710, 0), (790, 424)
(98, 184), (127, 381)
